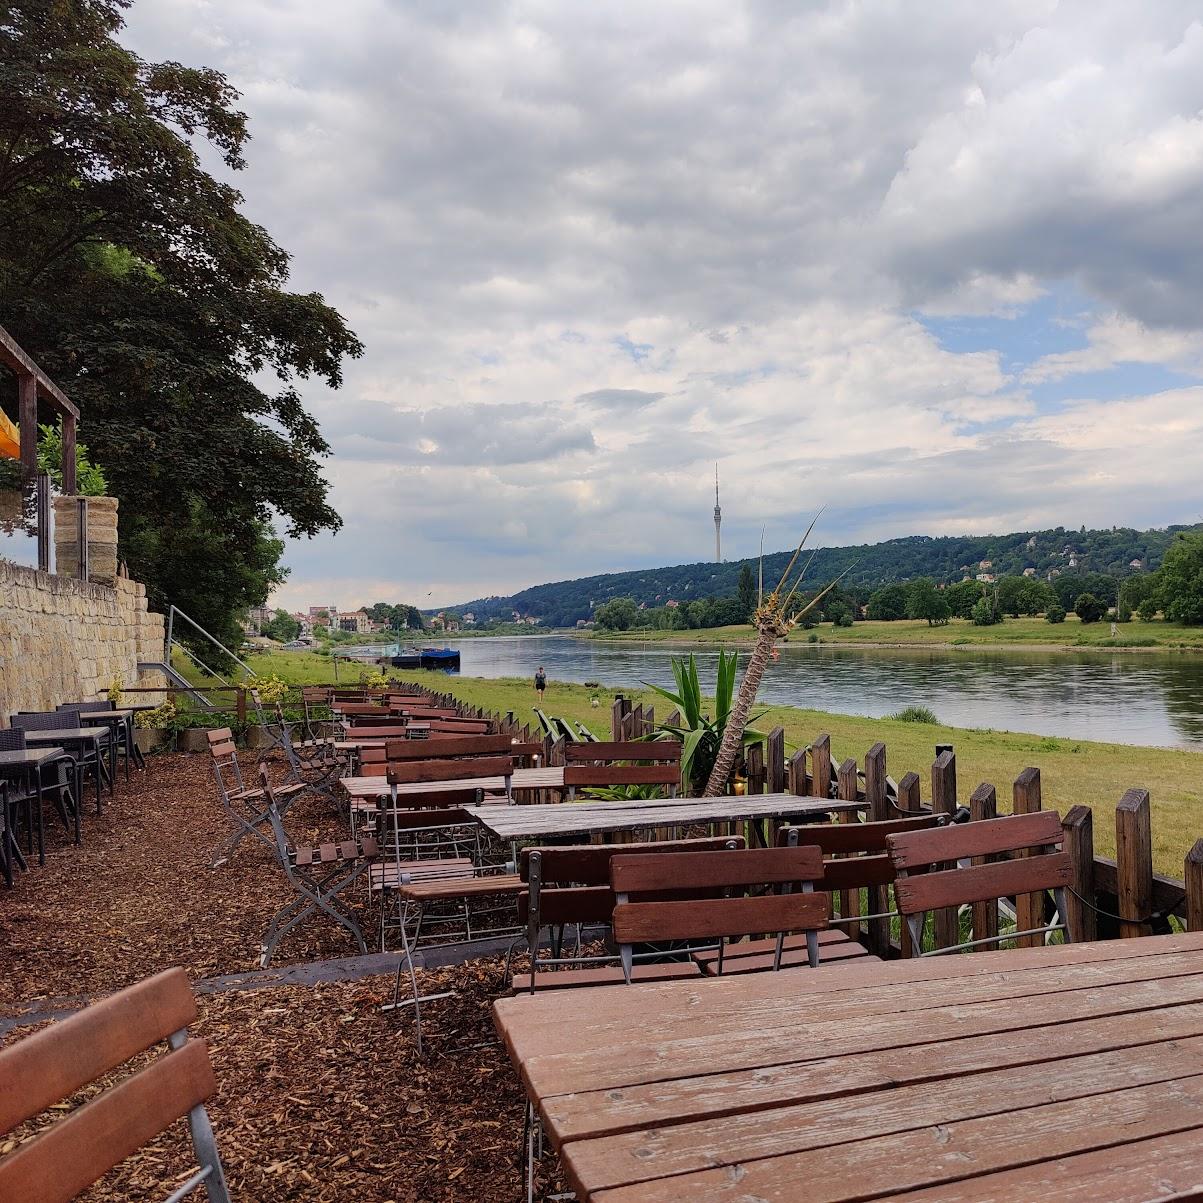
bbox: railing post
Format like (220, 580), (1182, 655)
(863, 741), (889, 954)
(931, 751), (958, 950)
(896, 771), (921, 813)
(1116, 789), (1153, 938)
(236, 687), (247, 728)
(766, 727), (785, 794)
(787, 748), (807, 796)
(969, 784), (999, 949)
(1012, 767), (1043, 948)
(836, 758), (860, 941)
(76, 495), (88, 580)
(35, 471), (50, 571)
(811, 734), (832, 799)
(1062, 805), (1096, 943)
(1186, 839), (1203, 932)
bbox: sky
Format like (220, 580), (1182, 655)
(122, 1), (1203, 610)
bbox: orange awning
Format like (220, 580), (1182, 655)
(0, 410), (18, 461)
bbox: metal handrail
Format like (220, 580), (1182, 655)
(164, 604), (254, 680)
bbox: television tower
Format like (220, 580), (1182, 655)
(713, 463), (722, 562)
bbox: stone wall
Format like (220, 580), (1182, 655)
(0, 560), (167, 721)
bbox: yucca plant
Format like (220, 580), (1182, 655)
(703, 514), (847, 797)
(644, 651), (766, 794)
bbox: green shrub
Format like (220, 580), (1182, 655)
(890, 705), (938, 724)
(834, 613), (853, 628)
(1046, 604), (1067, 624)
(1075, 592), (1106, 624)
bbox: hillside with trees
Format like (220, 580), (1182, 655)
(448, 523), (1202, 629)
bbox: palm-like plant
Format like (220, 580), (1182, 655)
(645, 651), (765, 794)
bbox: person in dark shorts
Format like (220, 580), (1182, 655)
(534, 666), (547, 700)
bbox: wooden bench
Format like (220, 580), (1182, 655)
(0, 967), (230, 1203)
(563, 739), (683, 798)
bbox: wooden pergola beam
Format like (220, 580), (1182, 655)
(0, 322), (79, 420)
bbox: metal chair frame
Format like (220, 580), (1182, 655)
(208, 730), (299, 867)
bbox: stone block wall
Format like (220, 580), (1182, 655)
(0, 560), (167, 721)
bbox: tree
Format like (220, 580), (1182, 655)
(1074, 593), (1106, 624)
(1157, 532), (1203, 625)
(972, 594), (1002, 626)
(997, 575), (1053, 617)
(1046, 603), (1066, 624)
(0, 1), (361, 653)
(866, 583), (908, 621)
(737, 564), (756, 621)
(907, 578), (950, 626)
(945, 579), (983, 619)
(594, 597), (639, 630)
(1138, 596), (1160, 622)
(261, 608), (300, 642)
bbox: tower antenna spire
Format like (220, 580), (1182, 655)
(713, 463), (722, 562)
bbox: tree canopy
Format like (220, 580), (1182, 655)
(0, 0), (362, 651)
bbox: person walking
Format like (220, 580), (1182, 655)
(534, 666), (547, 701)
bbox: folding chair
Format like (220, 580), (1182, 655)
(514, 835), (746, 993)
(563, 740), (683, 798)
(0, 967), (230, 1203)
(207, 728), (303, 866)
(886, 810), (1072, 956)
(258, 767), (379, 966)
(259, 698), (346, 799)
(692, 814), (947, 974)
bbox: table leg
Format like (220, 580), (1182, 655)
(32, 767), (45, 866)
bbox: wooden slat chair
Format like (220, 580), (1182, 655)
(266, 700), (348, 797)
(692, 814), (947, 974)
(207, 728), (303, 867)
(513, 836), (746, 993)
(886, 810), (1072, 956)
(612, 846), (830, 981)
(563, 740), (683, 799)
(258, 767), (379, 966)
(0, 967), (230, 1203)
(387, 752), (515, 803)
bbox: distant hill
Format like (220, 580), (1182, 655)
(448, 523), (1201, 628)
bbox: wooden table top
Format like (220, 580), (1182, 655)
(467, 793), (859, 840)
(495, 931), (1203, 1202)
(20, 728), (104, 744)
(340, 765), (566, 800)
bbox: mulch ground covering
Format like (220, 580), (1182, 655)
(1, 753), (564, 1201)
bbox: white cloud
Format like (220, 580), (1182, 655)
(120, 0), (1203, 605)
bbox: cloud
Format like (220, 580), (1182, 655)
(120, 1), (1203, 606)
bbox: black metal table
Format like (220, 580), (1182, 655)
(0, 747), (81, 867)
(20, 728), (108, 809)
(77, 709), (134, 781)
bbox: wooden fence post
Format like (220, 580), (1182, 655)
(644, 705), (655, 735)
(969, 784), (998, 949)
(1012, 767), (1043, 948)
(863, 742), (889, 955)
(766, 727), (785, 794)
(896, 771), (920, 814)
(1186, 840), (1203, 932)
(1116, 788), (1153, 938)
(745, 742), (765, 794)
(812, 734), (832, 799)
(931, 751), (958, 950)
(611, 697), (628, 741)
(836, 758), (860, 941)
(787, 748), (807, 796)
(1062, 805), (1097, 943)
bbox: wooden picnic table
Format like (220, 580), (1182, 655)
(340, 765), (566, 801)
(466, 792), (859, 841)
(494, 931), (1203, 1201)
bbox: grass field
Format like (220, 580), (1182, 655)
(241, 650), (1203, 877)
(592, 615), (1203, 652)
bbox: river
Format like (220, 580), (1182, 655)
(390, 635), (1203, 750)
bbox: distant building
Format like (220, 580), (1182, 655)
(1129, 558), (1144, 570)
(1022, 567), (1037, 577)
(336, 611), (375, 634)
(976, 573), (996, 583)
(978, 560), (993, 570)
(665, 599), (679, 609)
(462, 612), (476, 625)
(1026, 536), (1038, 550)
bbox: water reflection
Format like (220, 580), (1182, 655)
(431, 635), (1203, 750)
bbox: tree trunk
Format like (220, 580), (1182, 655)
(703, 619), (778, 797)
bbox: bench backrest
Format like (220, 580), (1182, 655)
(384, 734), (514, 761)
(385, 755), (514, 786)
(776, 814), (946, 892)
(207, 727), (244, 794)
(562, 739), (683, 795)
(424, 718), (492, 734)
(886, 810), (1072, 956)
(610, 846), (829, 977)
(564, 740), (682, 764)
(0, 967), (229, 1203)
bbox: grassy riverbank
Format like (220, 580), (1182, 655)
(243, 650), (1203, 875)
(591, 615), (1203, 653)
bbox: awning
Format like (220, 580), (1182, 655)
(0, 410), (18, 461)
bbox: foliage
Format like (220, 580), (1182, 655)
(972, 592), (1002, 626)
(106, 674), (124, 704)
(737, 564), (756, 620)
(1051, 571), (1119, 610)
(645, 651), (764, 793)
(594, 596), (639, 630)
(889, 705), (938, 724)
(996, 574), (1054, 617)
(0, 1), (361, 649)
(260, 609), (300, 642)
(359, 668), (393, 690)
(1046, 604), (1067, 624)
(250, 673), (289, 705)
(451, 523), (1193, 627)
(834, 611), (854, 627)
(579, 783), (667, 801)
(36, 421), (108, 495)
(906, 578), (950, 626)
(365, 601), (426, 631)
(1156, 531), (1203, 625)
(1074, 592), (1106, 624)
(1138, 596), (1160, 621)
(134, 700), (176, 730)
(866, 583), (908, 621)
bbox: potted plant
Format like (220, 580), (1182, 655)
(133, 701), (176, 754)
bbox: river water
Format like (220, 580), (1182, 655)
(401, 635), (1203, 750)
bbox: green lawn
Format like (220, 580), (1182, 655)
(241, 650), (1203, 877)
(593, 615), (1203, 652)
